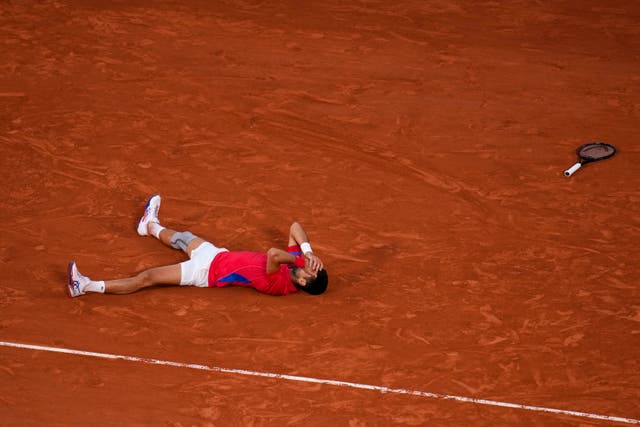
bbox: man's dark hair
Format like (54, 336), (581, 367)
(301, 269), (328, 295)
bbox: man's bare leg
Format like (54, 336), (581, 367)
(145, 216), (206, 258)
(139, 195), (207, 257)
(104, 263), (182, 294)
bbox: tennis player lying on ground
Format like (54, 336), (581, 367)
(67, 195), (328, 297)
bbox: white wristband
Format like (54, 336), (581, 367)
(300, 242), (313, 254)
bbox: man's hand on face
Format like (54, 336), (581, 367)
(304, 253), (323, 275)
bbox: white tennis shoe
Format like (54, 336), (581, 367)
(67, 261), (89, 298)
(137, 194), (161, 236)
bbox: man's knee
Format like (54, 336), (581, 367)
(137, 270), (153, 287)
(170, 231), (197, 251)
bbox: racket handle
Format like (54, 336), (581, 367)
(564, 162), (581, 177)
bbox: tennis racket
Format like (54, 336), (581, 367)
(564, 142), (616, 177)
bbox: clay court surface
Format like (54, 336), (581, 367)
(1, 1), (639, 425)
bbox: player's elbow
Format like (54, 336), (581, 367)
(267, 247), (280, 260)
(266, 248), (284, 271)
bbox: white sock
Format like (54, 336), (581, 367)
(85, 280), (105, 293)
(149, 221), (165, 239)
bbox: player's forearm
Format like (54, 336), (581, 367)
(268, 248), (296, 264)
(289, 222), (311, 249)
(266, 248), (300, 273)
(287, 223), (323, 272)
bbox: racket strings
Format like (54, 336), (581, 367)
(578, 144), (615, 160)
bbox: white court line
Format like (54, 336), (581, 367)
(1, 340), (638, 425)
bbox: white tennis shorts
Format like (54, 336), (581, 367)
(180, 242), (228, 287)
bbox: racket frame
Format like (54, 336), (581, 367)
(564, 142), (616, 177)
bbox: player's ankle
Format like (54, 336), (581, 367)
(149, 221), (165, 239)
(85, 281), (105, 293)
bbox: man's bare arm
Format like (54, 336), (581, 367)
(288, 222), (323, 272)
(266, 248), (297, 274)
(288, 222), (310, 247)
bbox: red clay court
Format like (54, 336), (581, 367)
(1, 1), (639, 425)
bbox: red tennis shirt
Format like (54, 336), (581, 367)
(207, 245), (302, 296)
